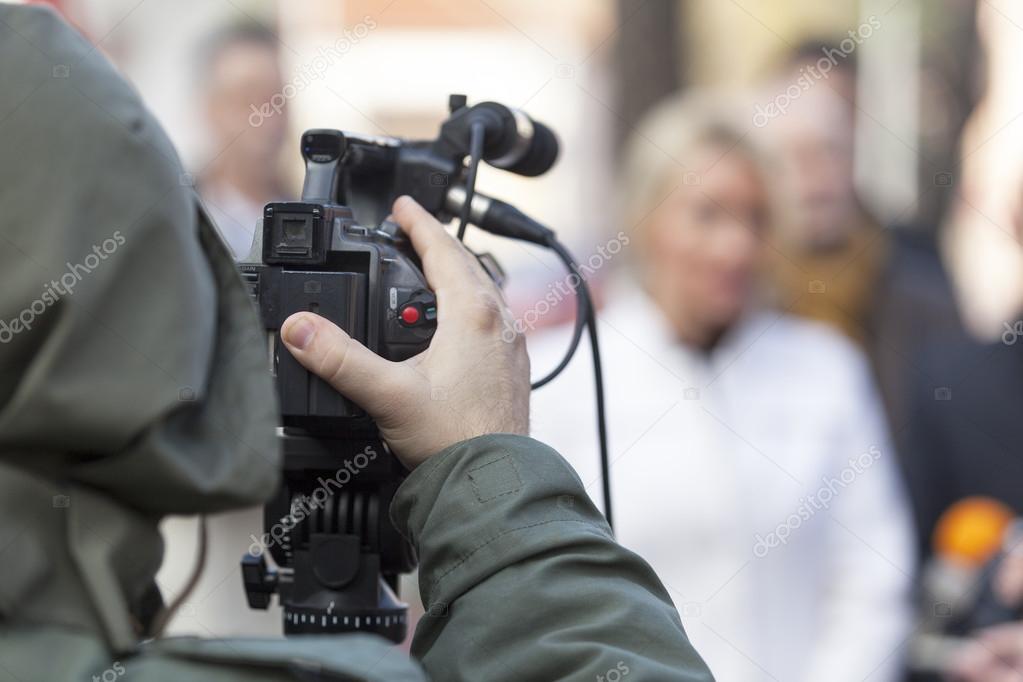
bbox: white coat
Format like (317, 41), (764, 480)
(528, 283), (915, 682)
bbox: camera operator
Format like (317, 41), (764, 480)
(0, 5), (713, 681)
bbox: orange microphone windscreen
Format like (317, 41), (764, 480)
(933, 497), (1015, 567)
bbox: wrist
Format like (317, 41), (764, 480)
(389, 434), (610, 610)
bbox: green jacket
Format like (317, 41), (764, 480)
(0, 435), (713, 681)
(0, 5), (713, 681)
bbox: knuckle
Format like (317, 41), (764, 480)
(511, 328), (528, 351)
(510, 336), (530, 371)
(317, 338), (352, 387)
(497, 317), (525, 347)
(468, 292), (504, 330)
(373, 385), (410, 420)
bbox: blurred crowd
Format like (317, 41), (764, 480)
(101, 4), (1023, 681)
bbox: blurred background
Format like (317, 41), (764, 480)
(31, 0), (1018, 336)
(21, 0), (1023, 680)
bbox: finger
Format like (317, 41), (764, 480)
(391, 195), (488, 295)
(280, 312), (409, 416)
(981, 624), (1023, 661)
(949, 641), (997, 681)
(997, 549), (1023, 606)
(392, 195), (513, 335)
(991, 669), (1023, 682)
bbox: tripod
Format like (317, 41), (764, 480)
(242, 431), (416, 643)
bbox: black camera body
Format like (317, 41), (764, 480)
(241, 128), (439, 433)
(247, 199), (436, 431)
(239, 97), (561, 642)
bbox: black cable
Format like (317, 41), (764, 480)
(456, 122), (485, 242)
(449, 144), (610, 525)
(530, 268), (585, 389)
(543, 238), (612, 530)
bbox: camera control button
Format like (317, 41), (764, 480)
(400, 305), (421, 325)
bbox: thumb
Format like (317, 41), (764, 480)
(280, 312), (408, 416)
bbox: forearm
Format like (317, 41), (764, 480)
(391, 434), (713, 682)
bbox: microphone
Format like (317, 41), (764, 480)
(444, 187), (554, 246)
(482, 104), (559, 176)
(933, 496), (1015, 569)
(908, 497), (1023, 673)
(441, 101), (560, 177)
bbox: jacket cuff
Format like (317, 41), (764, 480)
(389, 433), (611, 609)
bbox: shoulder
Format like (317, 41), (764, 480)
(912, 333), (1021, 415)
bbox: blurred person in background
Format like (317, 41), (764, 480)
(897, 175), (1023, 681)
(195, 22), (293, 260)
(884, 14), (1023, 676)
(157, 21), (297, 638)
(896, 6), (1023, 566)
(901, 302), (1023, 566)
(529, 91), (914, 682)
(762, 42), (961, 448)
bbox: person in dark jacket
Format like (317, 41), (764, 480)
(902, 333), (1023, 560)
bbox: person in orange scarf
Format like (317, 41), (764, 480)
(761, 45), (961, 444)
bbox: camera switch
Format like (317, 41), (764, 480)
(400, 305), (421, 325)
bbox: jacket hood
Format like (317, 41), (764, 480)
(0, 5), (280, 652)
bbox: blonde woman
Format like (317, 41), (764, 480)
(529, 91), (913, 682)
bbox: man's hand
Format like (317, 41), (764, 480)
(278, 196), (530, 469)
(950, 547), (1023, 681)
(949, 623), (1023, 681)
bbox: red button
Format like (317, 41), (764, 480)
(400, 305), (420, 325)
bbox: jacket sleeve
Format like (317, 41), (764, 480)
(391, 434), (715, 682)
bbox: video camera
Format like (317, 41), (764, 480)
(238, 95), (609, 643)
